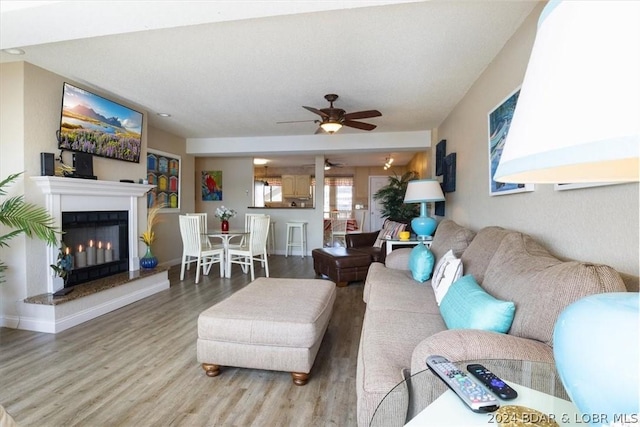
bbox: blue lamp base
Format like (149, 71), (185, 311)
(411, 215), (437, 239)
(553, 292), (639, 426)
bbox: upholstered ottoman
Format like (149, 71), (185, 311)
(312, 247), (372, 287)
(197, 277), (336, 385)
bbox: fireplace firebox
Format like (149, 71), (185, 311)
(62, 211), (129, 287)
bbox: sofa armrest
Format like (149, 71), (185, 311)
(410, 329), (554, 374)
(346, 230), (379, 248)
(384, 248), (412, 271)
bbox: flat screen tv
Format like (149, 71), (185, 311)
(57, 82), (143, 163)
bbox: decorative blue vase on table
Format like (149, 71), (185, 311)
(140, 245), (158, 269)
(553, 292), (639, 426)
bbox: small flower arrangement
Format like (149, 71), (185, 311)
(215, 206), (237, 221)
(50, 242), (73, 283)
(140, 203), (166, 246)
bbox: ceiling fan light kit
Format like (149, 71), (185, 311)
(300, 94), (381, 134)
(320, 121), (342, 134)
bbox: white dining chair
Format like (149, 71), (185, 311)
(330, 218), (348, 247)
(348, 210), (367, 234)
(179, 215), (224, 283)
(227, 215), (270, 281)
(186, 212), (212, 247)
(227, 213), (267, 255)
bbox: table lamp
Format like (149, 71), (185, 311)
(403, 179), (445, 240)
(494, 1), (640, 425)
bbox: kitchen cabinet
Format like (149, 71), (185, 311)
(282, 175), (311, 198)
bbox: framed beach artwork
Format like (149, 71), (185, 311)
(202, 170), (223, 201)
(487, 88), (534, 196)
(147, 149), (181, 212)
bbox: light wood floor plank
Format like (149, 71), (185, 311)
(0, 256), (364, 426)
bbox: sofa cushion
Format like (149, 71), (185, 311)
(430, 219), (476, 262)
(460, 226), (514, 285)
(482, 232), (627, 346)
(365, 263), (442, 314)
(409, 243), (435, 282)
(431, 249), (463, 305)
(440, 275), (516, 333)
(374, 219), (407, 248)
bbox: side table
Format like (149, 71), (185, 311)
(370, 359), (579, 427)
(385, 237), (432, 256)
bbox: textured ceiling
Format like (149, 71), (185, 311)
(1, 1), (538, 166)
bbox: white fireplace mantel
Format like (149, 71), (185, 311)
(32, 176), (155, 293)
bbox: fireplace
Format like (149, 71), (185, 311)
(17, 176), (170, 334)
(61, 210), (129, 287)
(33, 176), (155, 294)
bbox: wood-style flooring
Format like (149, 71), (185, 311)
(0, 256), (365, 427)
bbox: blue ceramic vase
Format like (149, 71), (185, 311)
(553, 292), (639, 425)
(140, 245), (158, 269)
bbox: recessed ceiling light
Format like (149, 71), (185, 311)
(156, 112), (171, 117)
(3, 48), (25, 55)
(253, 158), (268, 165)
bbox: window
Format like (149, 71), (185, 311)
(323, 177), (353, 215)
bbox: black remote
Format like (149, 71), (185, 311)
(466, 364), (518, 400)
(426, 355), (499, 413)
(53, 287), (73, 297)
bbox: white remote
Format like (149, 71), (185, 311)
(426, 355), (500, 413)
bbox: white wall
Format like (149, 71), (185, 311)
(435, 4), (639, 275)
(0, 62), (150, 323)
(146, 127), (193, 266)
(194, 156), (327, 255)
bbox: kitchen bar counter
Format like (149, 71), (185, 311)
(248, 206), (315, 209)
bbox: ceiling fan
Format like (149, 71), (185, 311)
(278, 94), (382, 134)
(303, 159), (345, 170)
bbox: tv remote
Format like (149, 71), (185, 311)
(426, 355), (500, 413)
(466, 364), (518, 400)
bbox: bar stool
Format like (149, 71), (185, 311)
(267, 221), (276, 255)
(285, 221), (307, 258)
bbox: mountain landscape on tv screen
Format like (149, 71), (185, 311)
(58, 83), (142, 163)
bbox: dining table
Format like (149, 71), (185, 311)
(206, 230), (250, 278)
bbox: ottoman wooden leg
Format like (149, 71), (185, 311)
(291, 372), (309, 386)
(202, 363), (221, 377)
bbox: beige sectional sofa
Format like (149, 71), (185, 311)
(356, 219), (636, 427)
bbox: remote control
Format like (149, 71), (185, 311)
(426, 355), (500, 413)
(466, 364), (518, 400)
(53, 287), (73, 297)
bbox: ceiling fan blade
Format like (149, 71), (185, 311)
(344, 120), (377, 131)
(276, 119), (317, 124)
(303, 106), (329, 118)
(343, 110), (382, 120)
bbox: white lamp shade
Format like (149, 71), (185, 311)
(494, 1), (640, 184)
(404, 179), (445, 203)
(320, 121), (342, 134)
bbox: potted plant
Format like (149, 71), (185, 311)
(373, 171), (421, 224)
(0, 172), (59, 282)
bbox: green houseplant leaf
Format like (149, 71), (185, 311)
(0, 172), (59, 282)
(373, 171), (421, 223)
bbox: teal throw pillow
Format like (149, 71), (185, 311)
(408, 243), (435, 283)
(439, 275), (516, 333)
